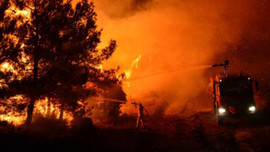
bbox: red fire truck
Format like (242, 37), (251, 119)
(211, 60), (258, 125)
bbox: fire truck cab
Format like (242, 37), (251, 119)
(212, 74), (257, 125)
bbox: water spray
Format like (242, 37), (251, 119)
(102, 97), (126, 103)
(128, 65), (213, 81)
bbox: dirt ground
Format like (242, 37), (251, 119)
(1, 109), (270, 152)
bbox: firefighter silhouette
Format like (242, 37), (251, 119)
(132, 102), (148, 129)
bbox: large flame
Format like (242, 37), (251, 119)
(0, 97), (74, 126)
(34, 98), (74, 126)
(125, 55), (141, 79)
(6, 6), (31, 21)
(0, 62), (16, 73)
(0, 95), (27, 126)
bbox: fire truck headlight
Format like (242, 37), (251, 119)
(249, 106), (256, 112)
(218, 107), (226, 114)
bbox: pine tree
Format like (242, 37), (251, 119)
(0, 0), (120, 125)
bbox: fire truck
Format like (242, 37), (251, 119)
(211, 60), (258, 125)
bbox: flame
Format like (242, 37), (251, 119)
(21, 52), (28, 63)
(20, 44), (25, 49)
(14, 8), (31, 19)
(0, 62), (16, 74)
(4, 6), (32, 45)
(0, 96), (74, 127)
(35, 97), (52, 115)
(6, 6), (31, 22)
(0, 60), (31, 80)
(125, 55), (142, 79)
(0, 115), (26, 126)
(0, 95), (27, 126)
(1, 6), (75, 126)
(96, 64), (104, 72)
(1, 62), (12, 71)
(34, 98), (74, 126)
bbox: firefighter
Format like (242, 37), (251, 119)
(132, 102), (148, 129)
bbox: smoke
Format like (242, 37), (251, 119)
(93, 0), (153, 19)
(91, 0), (270, 115)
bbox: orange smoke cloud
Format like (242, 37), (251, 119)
(90, 0), (270, 115)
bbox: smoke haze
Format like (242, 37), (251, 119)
(93, 0), (153, 19)
(90, 0), (270, 115)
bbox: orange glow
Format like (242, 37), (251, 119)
(0, 96), (74, 126)
(1, 0), (268, 127)
(0, 62), (16, 74)
(34, 98), (74, 126)
(125, 55), (141, 79)
(6, 6), (31, 22)
(0, 95), (27, 126)
(93, 0), (260, 116)
(0, 115), (26, 126)
(96, 64), (104, 72)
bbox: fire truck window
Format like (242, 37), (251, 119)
(220, 80), (252, 96)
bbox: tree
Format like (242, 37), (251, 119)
(0, 0), (120, 125)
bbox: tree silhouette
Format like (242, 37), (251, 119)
(0, 0), (120, 125)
